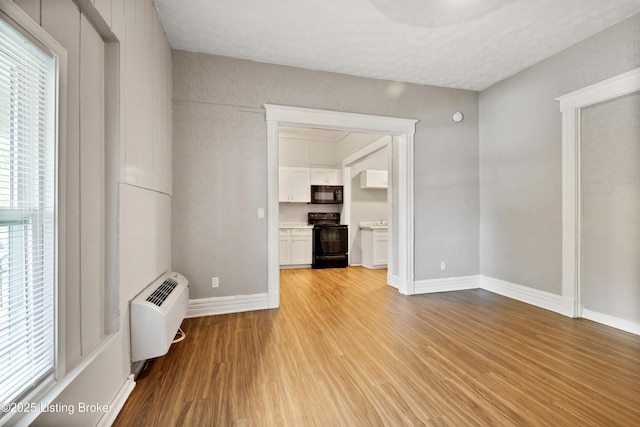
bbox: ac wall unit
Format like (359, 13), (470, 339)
(130, 271), (189, 362)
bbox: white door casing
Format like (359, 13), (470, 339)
(265, 104), (418, 307)
(557, 67), (640, 320)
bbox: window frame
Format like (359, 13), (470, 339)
(0, 1), (67, 419)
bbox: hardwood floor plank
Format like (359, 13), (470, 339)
(113, 267), (640, 426)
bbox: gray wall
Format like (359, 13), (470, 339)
(172, 52), (479, 298)
(479, 13), (640, 294)
(581, 92), (640, 323)
(172, 104), (267, 299)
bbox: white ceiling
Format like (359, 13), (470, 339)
(279, 126), (384, 158)
(279, 126), (349, 143)
(154, 0), (640, 91)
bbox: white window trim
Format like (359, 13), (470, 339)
(0, 1), (67, 421)
(556, 67), (640, 319)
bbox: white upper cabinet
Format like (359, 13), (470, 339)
(360, 170), (388, 189)
(279, 167), (311, 202)
(310, 168), (342, 185)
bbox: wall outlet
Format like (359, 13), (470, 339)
(212, 277), (219, 288)
(440, 261), (447, 271)
(257, 208), (265, 219)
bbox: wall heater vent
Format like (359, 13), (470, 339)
(130, 272), (189, 362)
(146, 278), (178, 306)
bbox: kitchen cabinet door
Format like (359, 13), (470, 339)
(360, 170), (388, 189)
(290, 229), (312, 264)
(311, 168), (342, 185)
(279, 168), (290, 202)
(289, 168), (311, 202)
(279, 229), (292, 265)
(361, 228), (388, 269)
(279, 167), (311, 202)
(372, 230), (389, 265)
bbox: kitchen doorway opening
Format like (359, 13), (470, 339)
(264, 105), (418, 308)
(341, 136), (393, 283)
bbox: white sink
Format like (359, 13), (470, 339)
(359, 221), (387, 230)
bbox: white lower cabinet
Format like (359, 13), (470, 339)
(279, 228), (312, 266)
(361, 228), (388, 269)
(279, 229), (292, 265)
(291, 229), (312, 265)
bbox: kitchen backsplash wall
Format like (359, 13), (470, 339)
(279, 203), (341, 223)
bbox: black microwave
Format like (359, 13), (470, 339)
(311, 185), (343, 204)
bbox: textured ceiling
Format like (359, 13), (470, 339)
(279, 126), (383, 151)
(279, 126), (349, 143)
(154, 0), (640, 91)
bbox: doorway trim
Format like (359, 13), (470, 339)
(557, 67), (640, 322)
(265, 104), (418, 307)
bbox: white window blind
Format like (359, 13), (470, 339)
(0, 14), (57, 407)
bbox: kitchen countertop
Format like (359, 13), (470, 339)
(359, 221), (388, 230)
(279, 222), (313, 229)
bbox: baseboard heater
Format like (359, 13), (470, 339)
(130, 272), (189, 362)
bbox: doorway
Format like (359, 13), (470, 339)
(341, 136), (393, 284)
(558, 67), (640, 334)
(264, 105), (418, 308)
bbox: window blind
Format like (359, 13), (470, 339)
(0, 15), (57, 406)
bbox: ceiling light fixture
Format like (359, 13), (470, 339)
(369, 0), (516, 27)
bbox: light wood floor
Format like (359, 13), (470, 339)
(113, 267), (640, 426)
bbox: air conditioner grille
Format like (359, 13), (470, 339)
(146, 279), (179, 306)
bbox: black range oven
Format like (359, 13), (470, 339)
(308, 212), (348, 269)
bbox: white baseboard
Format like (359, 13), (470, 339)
(279, 264), (311, 270)
(187, 277), (638, 335)
(582, 308), (640, 336)
(362, 265), (387, 270)
(387, 274), (401, 290)
(479, 275), (572, 316)
(268, 291), (280, 309)
(414, 275), (479, 294)
(186, 293), (270, 318)
(98, 374), (135, 427)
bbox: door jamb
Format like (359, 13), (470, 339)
(557, 67), (640, 318)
